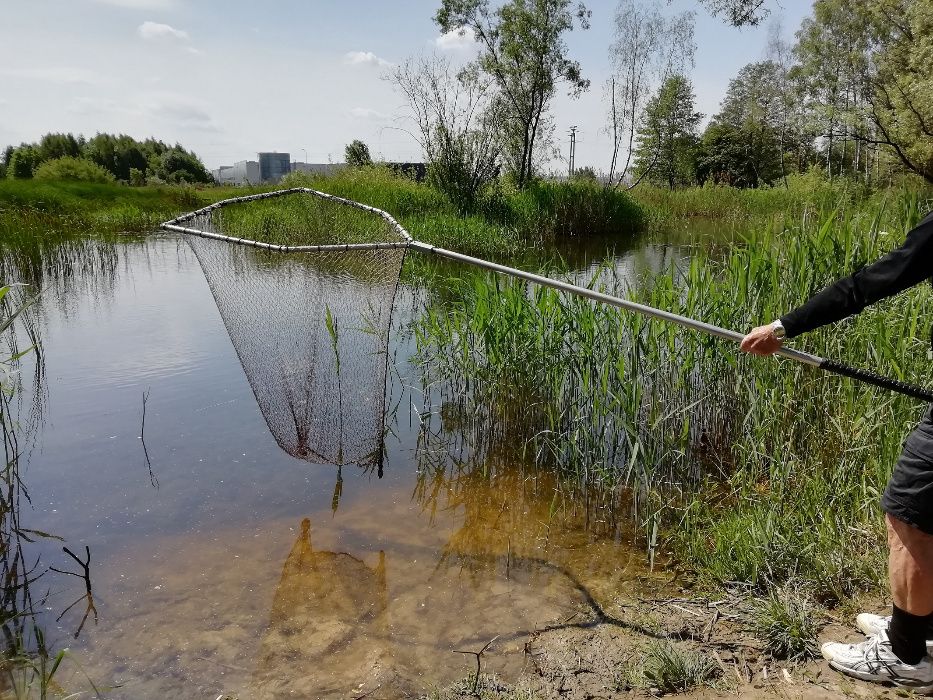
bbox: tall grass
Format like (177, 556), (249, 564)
(413, 189), (933, 601)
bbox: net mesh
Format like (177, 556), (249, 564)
(177, 190), (408, 469)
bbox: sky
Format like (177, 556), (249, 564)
(1, 0), (814, 174)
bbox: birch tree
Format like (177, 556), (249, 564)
(606, 0), (694, 187)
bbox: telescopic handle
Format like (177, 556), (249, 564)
(819, 359), (933, 403)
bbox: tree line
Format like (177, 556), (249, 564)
(629, 0), (932, 189)
(387, 0), (931, 207)
(0, 132), (213, 185)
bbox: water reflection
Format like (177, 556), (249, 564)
(0, 232), (121, 315)
(254, 518), (389, 696)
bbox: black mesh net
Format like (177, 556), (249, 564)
(177, 190), (408, 469)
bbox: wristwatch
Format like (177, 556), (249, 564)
(771, 320), (786, 340)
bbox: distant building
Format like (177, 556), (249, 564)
(212, 160), (259, 186)
(258, 152), (291, 183)
(211, 166), (232, 183)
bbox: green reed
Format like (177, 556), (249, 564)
(413, 189), (933, 600)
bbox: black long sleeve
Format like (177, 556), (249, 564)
(780, 212), (933, 339)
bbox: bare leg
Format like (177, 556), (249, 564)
(887, 513), (933, 616)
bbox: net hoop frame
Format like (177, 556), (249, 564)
(161, 188), (413, 253)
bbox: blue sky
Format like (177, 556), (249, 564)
(1, 0), (813, 172)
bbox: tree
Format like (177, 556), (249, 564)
(7, 146), (38, 179)
(631, 74), (702, 189)
(698, 61), (784, 187)
(792, 0), (872, 181)
(389, 55), (500, 212)
(435, 0), (591, 188)
(860, 0), (933, 184)
(37, 133), (83, 163)
(697, 0), (769, 27)
(606, 0), (695, 187)
(345, 140), (373, 167)
(156, 148), (213, 184)
(83, 133), (148, 181)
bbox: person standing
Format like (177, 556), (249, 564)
(741, 210), (933, 690)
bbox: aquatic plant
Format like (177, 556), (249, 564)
(280, 167), (644, 256)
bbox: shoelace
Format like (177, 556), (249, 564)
(860, 636), (930, 684)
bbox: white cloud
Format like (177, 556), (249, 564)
(344, 51), (393, 68)
(67, 97), (141, 118)
(93, 0), (176, 8)
(0, 66), (105, 85)
(347, 107), (390, 121)
(144, 93), (219, 132)
(435, 27), (476, 51)
(138, 21), (188, 41)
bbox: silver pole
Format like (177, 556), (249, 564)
(409, 241), (825, 368)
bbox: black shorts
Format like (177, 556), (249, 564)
(882, 405), (933, 535)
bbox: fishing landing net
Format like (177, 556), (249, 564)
(163, 188), (933, 470)
(166, 190), (409, 468)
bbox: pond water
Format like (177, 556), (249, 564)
(5, 232), (685, 698)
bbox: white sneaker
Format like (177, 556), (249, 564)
(856, 613), (890, 637)
(856, 613), (933, 651)
(821, 634), (933, 692)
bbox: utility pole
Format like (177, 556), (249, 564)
(568, 126), (578, 178)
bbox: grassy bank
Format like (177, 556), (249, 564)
(631, 171), (931, 245)
(412, 187), (933, 605)
(1, 169), (645, 261)
(0, 179), (259, 239)
(281, 168), (644, 256)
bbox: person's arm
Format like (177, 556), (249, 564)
(780, 212), (933, 339)
(742, 212), (933, 356)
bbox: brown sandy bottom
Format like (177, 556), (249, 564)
(45, 474), (905, 700)
(50, 479), (664, 699)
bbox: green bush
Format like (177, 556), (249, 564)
(33, 157), (116, 184)
(501, 179), (643, 238)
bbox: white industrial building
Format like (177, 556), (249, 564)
(213, 155), (349, 185)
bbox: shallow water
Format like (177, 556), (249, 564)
(5, 234), (676, 698)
